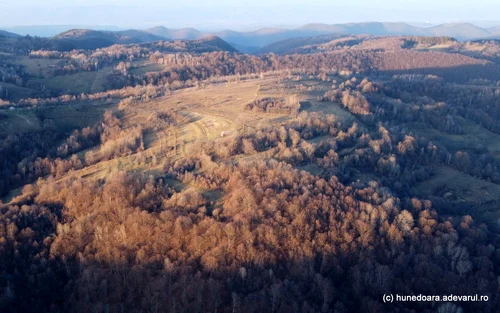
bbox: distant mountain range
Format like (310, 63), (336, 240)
(489, 26), (500, 34)
(0, 28), (237, 53)
(145, 22), (500, 52)
(146, 26), (203, 40)
(2, 25), (123, 37)
(298, 22), (429, 37)
(2, 22), (500, 53)
(426, 23), (493, 40)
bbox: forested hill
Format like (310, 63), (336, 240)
(0, 30), (21, 38)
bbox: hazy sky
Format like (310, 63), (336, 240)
(1, 0), (499, 30)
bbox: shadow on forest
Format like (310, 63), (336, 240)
(0, 248), (436, 313)
(1, 212), (496, 313)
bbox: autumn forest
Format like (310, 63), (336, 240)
(0, 26), (500, 313)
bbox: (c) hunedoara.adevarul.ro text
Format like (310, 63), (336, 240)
(383, 294), (489, 303)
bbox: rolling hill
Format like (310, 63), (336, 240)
(145, 26), (203, 40)
(32, 28), (168, 51)
(142, 35), (238, 53)
(115, 29), (169, 43)
(255, 34), (346, 55)
(145, 26), (307, 53)
(490, 26), (500, 33)
(426, 23), (492, 40)
(299, 22), (429, 36)
(215, 28), (307, 48)
(190, 35), (239, 53)
(255, 34), (475, 56)
(53, 29), (167, 49)
(0, 30), (21, 38)
(487, 26), (500, 39)
(2, 25), (123, 37)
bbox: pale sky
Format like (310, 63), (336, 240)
(0, 0), (499, 30)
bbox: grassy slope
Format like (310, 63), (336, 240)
(415, 165), (500, 203)
(12, 57), (63, 77)
(410, 117), (500, 158)
(0, 82), (39, 101)
(0, 110), (41, 136)
(0, 103), (112, 138)
(28, 67), (115, 95)
(3, 75), (500, 229)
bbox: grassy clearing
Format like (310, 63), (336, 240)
(124, 77), (341, 177)
(409, 117), (500, 159)
(303, 99), (356, 123)
(414, 165), (500, 229)
(129, 60), (166, 76)
(0, 102), (113, 138)
(460, 119), (500, 157)
(415, 165), (500, 204)
(38, 103), (111, 130)
(28, 67), (115, 95)
(416, 44), (454, 52)
(17, 78), (278, 191)
(12, 57), (63, 77)
(298, 163), (324, 176)
(0, 109), (41, 136)
(0, 82), (39, 101)
(411, 123), (483, 151)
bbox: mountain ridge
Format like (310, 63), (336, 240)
(426, 23), (492, 40)
(143, 22), (500, 49)
(0, 30), (21, 38)
(45, 28), (168, 50)
(3, 21), (500, 52)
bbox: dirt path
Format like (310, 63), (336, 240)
(16, 113), (35, 126)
